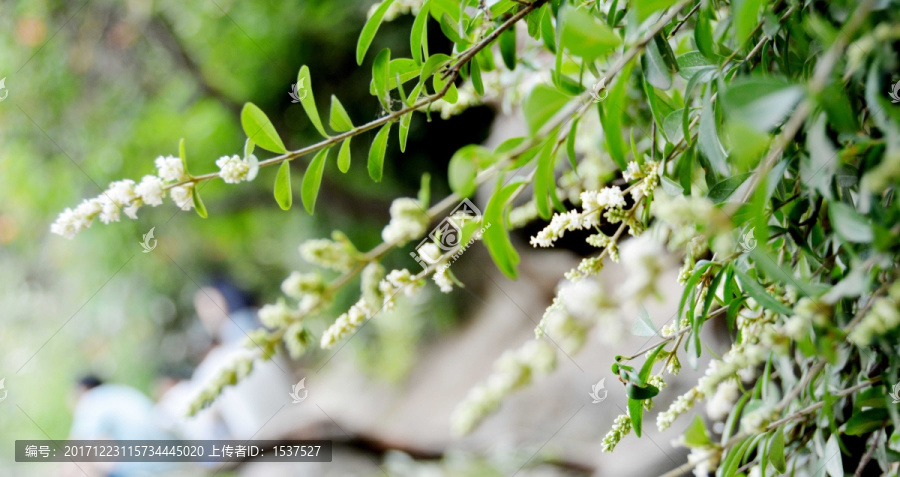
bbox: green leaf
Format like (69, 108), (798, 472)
(368, 123), (391, 182)
(708, 172), (752, 203)
(628, 398), (644, 437)
(540, 5), (556, 53)
(625, 382), (659, 400)
(191, 187), (207, 218)
(399, 112), (413, 153)
(734, 269), (793, 315)
(241, 103), (287, 154)
(410, 1), (431, 64)
(845, 408), (888, 436)
(523, 84), (570, 134)
(470, 55), (484, 95)
(357, 0), (395, 65)
(418, 172), (431, 208)
(733, 0), (764, 47)
(372, 48), (391, 109)
(178, 138), (191, 176)
(801, 113), (836, 199)
(829, 202), (873, 243)
(534, 135), (558, 219)
(600, 62), (633, 169)
(695, 10), (715, 60)
(499, 26), (517, 70)
(449, 145), (492, 198)
(439, 13), (464, 45)
(274, 161), (292, 210)
(660, 176), (684, 195)
(297, 65), (328, 138)
(684, 415), (712, 447)
(329, 95), (355, 133)
(824, 434), (843, 477)
(768, 427), (786, 473)
(566, 118), (579, 172)
(634, 0), (678, 23)
(337, 137), (352, 173)
(484, 180), (523, 279)
(559, 5), (621, 59)
(643, 42), (671, 91)
(676, 51), (715, 80)
(722, 77), (804, 133)
(301, 147), (329, 215)
(698, 89), (728, 175)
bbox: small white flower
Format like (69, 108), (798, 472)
(155, 155), (187, 182)
(50, 208), (79, 239)
(216, 154), (251, 184)
(281, 271), (324, 300)
(135, 175), (166, 206)
(170, 184), (195, 211)
(433, 265), (454, 293)
(706, 379), (740, 421)
(381, 198), (430, 245)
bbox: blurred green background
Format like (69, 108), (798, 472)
(0, 0), (497, 468)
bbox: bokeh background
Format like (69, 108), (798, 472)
(0, 1), (704, 475)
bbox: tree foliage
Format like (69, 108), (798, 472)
(52, 0), (900, 474)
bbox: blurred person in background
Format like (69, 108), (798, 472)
(66, 375), (180, 477)
(157, 280), (292, 440)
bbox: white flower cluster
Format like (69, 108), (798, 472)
(320, 298), (373, 349)
(258, 300), (304, 329)
(740, 402), (779, 434)
(619, 233), (668, 302)
(299, 231), (361, 272)
(381, 198), (430, 245)
(706, 378), (740, 422)
(283, 322), (314, 359)
(320, 267), (425, 349)
(433, 265), (454, 293)
(216, 154), (253, 184)
(530, 186), (627, 248)
(451, 340), (557, 435)
(657, 387), (702, 431)
(601, 414), (633, 452)
(187, 349), (255, 415)
(849, 281), (900, 345)
(687, 446), (722, 477)
(52, 149), (261, 238)
(281, 271), (325, 300)
(622, 160), (660, 201)
(697, 343), (767, 396)
(378, 268), (425, 311)
(51, 174), (167, 238)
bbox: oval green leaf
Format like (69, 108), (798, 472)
(274, 161), (292, 210)
(368, 123), (391, 182)
(241, 103), (287, 154)
(301, 147), (330, 215)
(297, 65), (328, 138)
